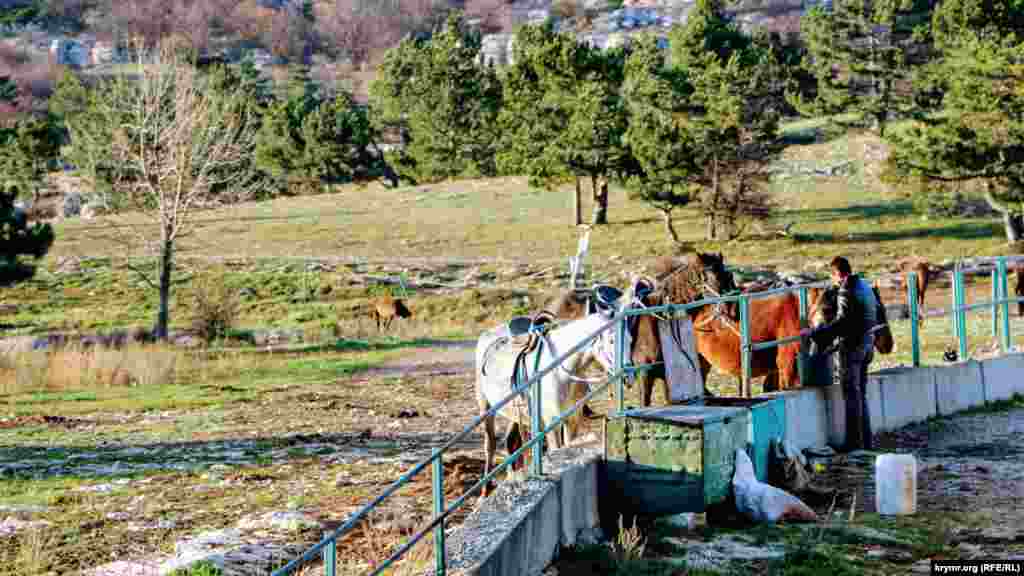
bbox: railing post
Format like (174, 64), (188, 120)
(530, 343), (543, 477)
(797, 287), (809, 387)
(951, 265), (960, 345)
(616, 315), (626, 414)
(908, 271), (920, 368)
(322, 537), (336, 576)
(992, 267), (1000, 340)
(956, 266), (968, 361)
(432, 448), (446, 576)
(999, 257), (1011, 353)
(740, 295), (751, 397)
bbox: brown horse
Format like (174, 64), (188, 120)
(543, 252), (736, 407)
(624, 252), (811, 403)
(632, 285), (805, 398)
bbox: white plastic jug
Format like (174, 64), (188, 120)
(875, 453), (917, 515)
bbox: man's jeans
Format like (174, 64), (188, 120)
(836, 334), (875, 451)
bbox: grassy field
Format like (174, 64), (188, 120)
(2, 119), (1024, 574)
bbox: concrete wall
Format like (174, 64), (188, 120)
(774, 352), (1024, 454)
(444, 439), (604, 576)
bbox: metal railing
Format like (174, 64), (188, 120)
(272, 255), (1024, 576)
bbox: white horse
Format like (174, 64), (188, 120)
(474, 309), (618, 499)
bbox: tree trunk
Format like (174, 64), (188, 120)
(1004, 211), (1023, 244)
(705, 157), (720, 241)
(985, 188), (1024, 243)
(591, 175), (608, 225)
(573, 176), (582, 226)
(155, 232), (174, 341)
(661, 209), (681, 245)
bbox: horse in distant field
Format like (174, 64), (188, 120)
(371, 296), (412, 331)
(474, 307), (619, 499)
(898, 260), (933, 325)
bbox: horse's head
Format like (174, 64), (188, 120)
(808, 285), (838, 329)
(653, 251), (736, 310)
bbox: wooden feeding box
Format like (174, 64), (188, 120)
(603, 395), (786, 517)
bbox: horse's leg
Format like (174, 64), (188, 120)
(641, 372), (653, 407)
(659, 370), (672, 406)
(763, 372), (778, 393)
(699, 355), (714, 397)
(505, 420), (524, 481)
(480, 403), (496, 501)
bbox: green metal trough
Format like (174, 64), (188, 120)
(603, 395), (786, 517)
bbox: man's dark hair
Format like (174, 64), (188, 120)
(830, 256), (852, 276)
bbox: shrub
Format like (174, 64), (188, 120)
(190, 270), (241, 343)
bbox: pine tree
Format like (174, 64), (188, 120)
(0, 183), (54, 286)
(795, 0), (922, 136)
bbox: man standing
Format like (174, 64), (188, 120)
(812, 256), (879, 451)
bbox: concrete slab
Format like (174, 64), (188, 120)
(873, 366), (937, 432)
(775, 388), (828, 452)
(543, 440), (603, 548)
(865, 375), (884, 437)
(981, 353), (1024, 402)
(824, 384), (845, 449)
(934, 360), (985, 416)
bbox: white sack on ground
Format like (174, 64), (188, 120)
(733, 449), (819, 524)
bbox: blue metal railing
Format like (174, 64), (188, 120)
(273, 255), (1024, 575)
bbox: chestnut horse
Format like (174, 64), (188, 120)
(632, 286), (805, 398)
(623, 252), (812, 403)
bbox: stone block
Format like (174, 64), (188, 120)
(934, 360), (985, 415)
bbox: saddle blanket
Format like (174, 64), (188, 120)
(659, 315), (703, 403)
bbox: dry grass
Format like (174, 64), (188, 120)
(0, 343), (178, 396)
(0, 528), (58, 575)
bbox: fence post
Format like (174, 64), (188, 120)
(530, 344), (544, 477)
(616, 315), (626, 414)
(322, 537), (336, 576)
(908, 271), (920, 367)
(432, 448), (446, 576)
(740, 295), (751, 397)
(798, 286), (808, 387)
(999, 257), (1011, 353)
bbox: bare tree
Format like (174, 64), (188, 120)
(463, 0), (512, 34)
(106, 0), (242, 56)
(61, 40), (265, 339)
(317, 0), (442, 68)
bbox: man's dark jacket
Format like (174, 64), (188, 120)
(814, 274), (879, 352)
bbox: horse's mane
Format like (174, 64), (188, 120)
(652, 253), (706, 305)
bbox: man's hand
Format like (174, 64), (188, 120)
(809, 325), (834, 354)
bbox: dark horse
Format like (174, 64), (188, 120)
(622, 252), (804, 404)
(807, 279), (895, 356)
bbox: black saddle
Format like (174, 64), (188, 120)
(507, 316), (534, 337)
(590, 284), (623, 314)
